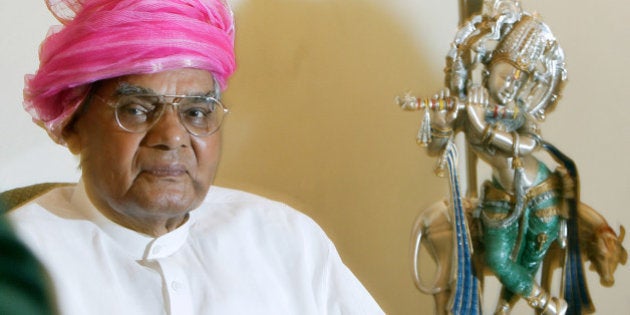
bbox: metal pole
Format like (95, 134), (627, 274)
(458, 0), (483, 24)
(458, 0), (483, 199)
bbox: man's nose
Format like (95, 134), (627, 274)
(143, 106), (189, 149)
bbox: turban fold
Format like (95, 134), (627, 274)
(24, 0), (236, 144)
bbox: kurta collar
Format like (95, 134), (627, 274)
(69, 179), (193, 261)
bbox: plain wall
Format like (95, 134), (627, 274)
(1, 0), (628, 314)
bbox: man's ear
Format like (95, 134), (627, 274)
(62, 88), (95, 155)
(62, 122), (82, 155)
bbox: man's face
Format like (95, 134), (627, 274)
(487, 61), (528, 106)
(65, 69), (221, 234)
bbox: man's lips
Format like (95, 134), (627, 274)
(142, 165), (188, 177)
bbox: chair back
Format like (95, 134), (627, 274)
(0, 183), (73, 214)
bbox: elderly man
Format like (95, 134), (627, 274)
(5, 0), (383, 314)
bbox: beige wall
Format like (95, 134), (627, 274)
(1, 0), (628, 314)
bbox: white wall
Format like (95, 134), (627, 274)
(0, 1), (81, 189)
(1, 0), (628, 314)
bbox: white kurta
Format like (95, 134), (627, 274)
(7, 182), (383, 315)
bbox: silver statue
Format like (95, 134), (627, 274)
(400, 1), (627, 314)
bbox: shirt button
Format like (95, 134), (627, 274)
(171, 281), (182, 292)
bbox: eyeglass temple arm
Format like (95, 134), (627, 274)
(213, 76), (222, 100)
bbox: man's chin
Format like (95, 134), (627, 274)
(121, 175), (210, 213)
(127, 185), (199, 212)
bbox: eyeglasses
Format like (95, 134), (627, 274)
(94, 93), (229, 137)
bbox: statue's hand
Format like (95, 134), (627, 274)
(430, 88), (459, 131)
(466, 85), (489, 135)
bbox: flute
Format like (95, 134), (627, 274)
(396, 93), (520, 120)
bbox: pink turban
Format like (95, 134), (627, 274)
(24, 0), (236, 144)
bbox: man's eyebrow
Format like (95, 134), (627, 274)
(115, 83), (156, 96)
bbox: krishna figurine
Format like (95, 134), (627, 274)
(400, 0), (627, 314)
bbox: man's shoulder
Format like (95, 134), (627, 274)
(203, 185), (276, 204)
(195, 186), (326, 238)
(201, 186), (299, 214)
(4, 183), (88, 250)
